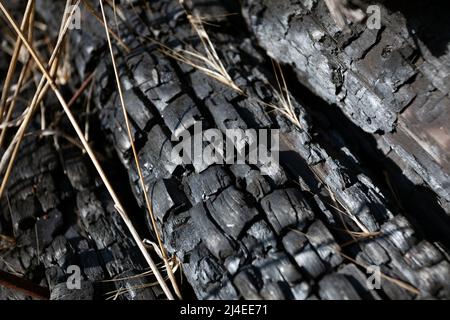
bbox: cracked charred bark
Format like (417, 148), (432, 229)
(0, 131), (163, 299)
(241, 0), (450, 215)
(29, 0), (450, 300)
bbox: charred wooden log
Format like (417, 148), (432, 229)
(241, 0), (450, 216)
(30, 0), (450, 300)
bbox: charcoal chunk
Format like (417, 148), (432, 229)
(184, 166), (232, 204)
(306, 221), (343, 268)
(150, 178), (187, 221)
(319, 274), (362, 300)
(230, 164), (272, 200)
(261, 189), (314, 234)
(206, 186), (259, 239)
(283, 230), (326, 278)
(121, 88), (154, 130)
(161, 94), (202, 137)
(190, 203), (235, 259)
(233, 267), (263, 300)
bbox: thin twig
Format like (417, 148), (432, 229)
(84, 80), (94, 143)
(0, 57), (32, 147)
(338, 251), (420, 295)
(160, 3), (243, 95)
(0, 1), (35, 147)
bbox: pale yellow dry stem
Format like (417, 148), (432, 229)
(161, 13), (301, 133)
(326, 182), (371, 234)
(191, 13), (238, 28)
(99, 258), (179, 283)
(0, 234), (16, 250)
(102, 258), (179, 299)
(0, 75), (54, 198)
(265, 59), (307, 132)
(0, 0), (34, 124)
(0, 112), (27, 129)
(339, 233), (381, 248)
(341, 230), (380, 238)
(302, 165), (371, 234)
(269, 65), (370, 236)
(104, 0), (126, 34)
(338, 251), (420, 295)
(5, 78), (34, 104)
(295, 163), (370, 238)
(0, 0), (175, 301)
(40, 101), (45, 131)
(83, 81), (94, 143)
(188, 14), (239, 89)
(98, 0), (181, 299)
(317, 175), (363, 242)
(0, 0), (75, 176)
(161, 47), (242, 94)
(101, 270), (154, 283)
(0, 0), (76, 197)
(55, 37), (72, 85)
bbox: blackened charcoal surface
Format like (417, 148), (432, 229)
(30, 0), (450, 300)
(242, 0), (450, 213)
(0, 136), (158, 300)
(261, 189), (314, 234)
